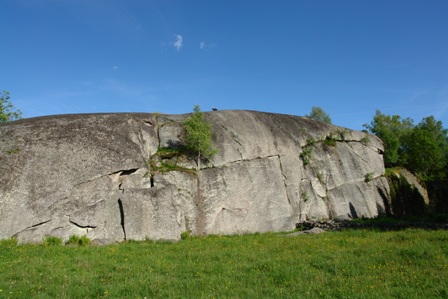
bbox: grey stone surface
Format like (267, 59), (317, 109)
(0, 111), (390, 243)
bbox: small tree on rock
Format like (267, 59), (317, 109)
(305, 106), (332, 124)
(183, 105), (218, 170)
(0, 91), (22, 123)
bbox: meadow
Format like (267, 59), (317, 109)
(0, 229), (447, 298)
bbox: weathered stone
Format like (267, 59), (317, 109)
(0, 111), (391, 243)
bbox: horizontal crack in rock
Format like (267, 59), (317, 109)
(31, 219), (52, 228)
(69, 218), (97, 229)
(109, 168), (139, 176)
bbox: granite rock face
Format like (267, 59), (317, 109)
(0, 111), (390, 243)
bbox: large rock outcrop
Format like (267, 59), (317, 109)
(0, 111), (390, 243)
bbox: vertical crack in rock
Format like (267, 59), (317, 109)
(278, 155), (291, 205)
(195, 175), (206, 235)
(155, 115), (162, 149)
(117, 198), (126, 241)
(118, 182), (124, 193)
(236, 148), (244, 160)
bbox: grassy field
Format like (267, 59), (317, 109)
(1, 229), (447, 298)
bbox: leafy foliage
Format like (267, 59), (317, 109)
(305, 106), (332, 124)
(0, 91), (22, 123)
(363, 110), (414, 167)
(42, 236), (63, 247)
(364, 172), (374, 183)
(183, 105), (218, 169)
(299, 147), (312, 165)
(323, 135), (337, 147)
(402, 116), (448, 181)
(67, 235), (91, 246)
(366, 111), (448, 214)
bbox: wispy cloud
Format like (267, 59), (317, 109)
(199, 41), (217, 50)
(173, 34), (183, 51)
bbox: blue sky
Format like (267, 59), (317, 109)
(2, 0), (448, 130)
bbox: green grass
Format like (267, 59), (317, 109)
(1, 229), (447, 298)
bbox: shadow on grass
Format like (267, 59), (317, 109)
(295, 214), (448, 233)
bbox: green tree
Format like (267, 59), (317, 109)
(401, 116), (447, 181)
(363, 110), (414, 167)
(305, 106), (332, 124)
(183, 105), (218, 170)
(0, 91), (22, 123)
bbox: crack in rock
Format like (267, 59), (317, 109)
(226, 155), (281, 166)
(109, 168), (139, 176)
(30, 219), (52, 228)
(73, 168), (140, 190)
(12, 219), (52, 238)
(118, 198), (126, 241)
(69, 219), (97, 229)
(277, 155), (291, 205)
(236, 148), (244, 160)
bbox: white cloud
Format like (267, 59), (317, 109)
(173, 34), (183, 51)
(199, 41), (217, 50)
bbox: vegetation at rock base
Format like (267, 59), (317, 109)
(365, 110), (448, 213)
(387, 173), (428, 217)
(183, 105), (218, 170)
(305, 106), (332, 124)
(42, 236), (63, 247)
(1, 229), (447, 298)
(0, 91), (22, 123)
(67, 235), (91, 246)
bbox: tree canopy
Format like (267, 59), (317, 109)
(363, 110), (414, 167)
(305, 106), (332, 124)
(403, 116), (448, 181)
(365, 111), (448, 182)
(183, 105), (218, 170)
(0, 91), (22, 123)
